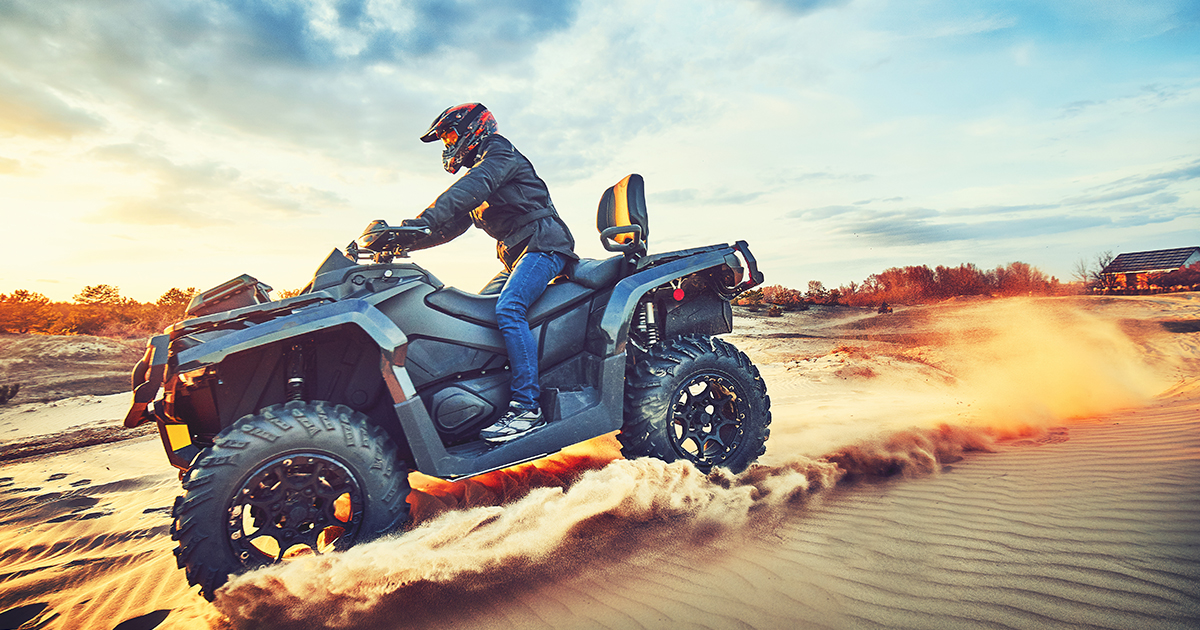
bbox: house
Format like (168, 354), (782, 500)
(1100, 246), (1200, 291)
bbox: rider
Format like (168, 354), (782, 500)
(402, 103), (577, 444)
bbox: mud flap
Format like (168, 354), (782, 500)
(125, 334), (169, 428)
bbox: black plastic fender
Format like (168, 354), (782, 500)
(125, 334), (170, 428)
(597, 246), (738, 356)
(173, 298), (409, 376)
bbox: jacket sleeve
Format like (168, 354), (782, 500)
(417, 138), (520, 231)
(406, 210), (472, 251)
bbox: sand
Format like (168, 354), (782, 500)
(0, 294), (1197, 630)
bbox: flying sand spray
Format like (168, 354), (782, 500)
(215, 299), (1176, 629)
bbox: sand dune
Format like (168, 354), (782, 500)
(0, 294), (1197, 629)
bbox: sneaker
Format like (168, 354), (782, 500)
(480, 407), (546, 444)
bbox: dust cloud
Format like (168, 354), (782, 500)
(216, 425), (994, 629)
(917, 299), (1172, 434)
(214, 298), (1179, 629)
(764, 299), (1177, 458)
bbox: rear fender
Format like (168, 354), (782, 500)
(595, 245), (746, 356)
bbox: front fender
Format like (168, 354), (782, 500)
(174, 298), (408, 373)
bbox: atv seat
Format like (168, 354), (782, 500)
(432, 174), (648, 323)
(426, 281), (594, 328)
(597, 173), (648, 258)
(564, 173), (648, 289)
(568, 254), (624, 289)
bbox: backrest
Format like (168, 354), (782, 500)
(596, 174), (648, 257)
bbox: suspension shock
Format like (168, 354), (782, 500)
(286, 343), (306, 402)
(637, 300), (660, 346)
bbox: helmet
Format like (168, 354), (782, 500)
(420, 103), (498, 174)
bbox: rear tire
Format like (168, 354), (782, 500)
(170, 401), (410, 600)
(620, 335), (771, 473)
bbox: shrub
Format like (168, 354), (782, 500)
(0, 383), (20, 404)
(761, 284), (806, 307)
(1152, 262), (1200, 290)
(733, 288), (764, 306)
(0, 290), (50, 333)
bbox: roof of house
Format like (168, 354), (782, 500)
(1102, 246), (1200, 274)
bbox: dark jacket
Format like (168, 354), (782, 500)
(411, 134), (577, 271)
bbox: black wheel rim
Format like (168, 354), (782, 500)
(227, 452), (364, 566)
(668, 371), (747, 468)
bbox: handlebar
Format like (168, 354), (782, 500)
(346, 220), (431, 263)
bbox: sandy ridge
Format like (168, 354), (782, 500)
(0, 294), (1196, 629)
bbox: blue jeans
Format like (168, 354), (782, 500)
(496, 251), (567, 410)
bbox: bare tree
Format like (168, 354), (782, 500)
(1094, 250), (1117, 289)
(1072, 258), (1092, 285)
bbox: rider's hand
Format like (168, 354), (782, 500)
(401, 217), (430, 229)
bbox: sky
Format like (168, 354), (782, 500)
(1, 0), (1198, 303)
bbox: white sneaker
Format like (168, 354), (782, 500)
(480, 407), (546, 444)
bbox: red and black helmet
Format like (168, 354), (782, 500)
(420, 103), (498, 174)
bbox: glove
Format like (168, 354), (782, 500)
(401, 217), (430, 229)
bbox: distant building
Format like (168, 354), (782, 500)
(1100, 246), (1200, 291)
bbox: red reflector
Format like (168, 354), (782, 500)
(673, 288), (685, 301)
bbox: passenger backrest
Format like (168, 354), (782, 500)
(597, 174), (648, 257)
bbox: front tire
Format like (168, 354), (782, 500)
(620, 335), (771, 473)
(170, 401), (411, 600)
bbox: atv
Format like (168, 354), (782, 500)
(125, 174), (771, 600)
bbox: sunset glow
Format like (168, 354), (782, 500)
(1, 0), (1196, 302)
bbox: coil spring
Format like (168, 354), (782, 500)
(638, 301), (660, 346)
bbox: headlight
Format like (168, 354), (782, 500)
(178, 367), (208, 387)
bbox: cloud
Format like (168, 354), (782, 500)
(0, 0), (581, 164)
(0, 76), (105, 138)
(84, 143), (345, 227)
(1144, 158), (1200, 183)
(649, 187), (763, 207)
(1061, 183), (1170, 205)
(784, 171), (875, 184)
(1069, 158), (1200, 205)
(207, 0), (583, 66)
(1058, 82), (1195, 119)
(926, 14), (1019, 38)
(0, 157), (20, 174)
(839, 212), (1113, 245)
(1060, 99), (1101, 118)
(363, 0), (581, 61)
(786, 199), (1160, 246)
(785, 154), (1200, 247)
(649, 189), (698, 204)
(751, 0), (850, 16)
(786, 204), (865, 220)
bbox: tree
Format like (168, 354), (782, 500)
(1094, 250), (1118, 290)
(934, 263), (986, 298)
(805, 280), (828, 303)
(0, 290), (51, 333)
(157, 287), (197, 309)
(990, 261), (1047, 295)
(1072, 258), (1093, 286)
(1074, 251), (1116, 290)
(70, 284), (134, 335)
(74, 284), (128, 306)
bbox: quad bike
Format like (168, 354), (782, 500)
(125, 174), (770, 600)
